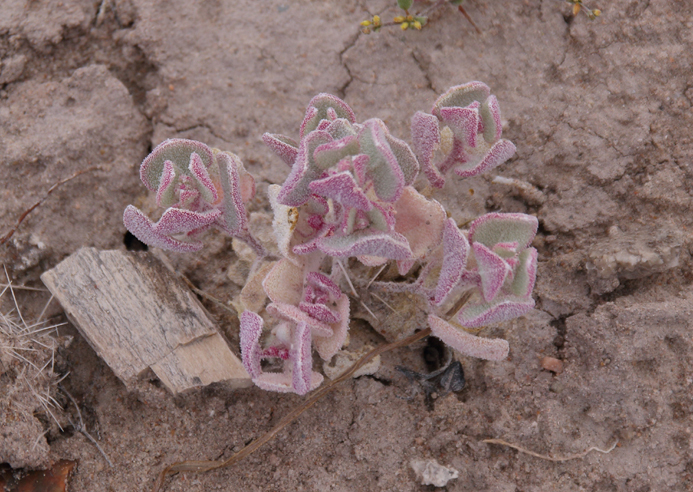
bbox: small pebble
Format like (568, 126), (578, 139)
(541, 356), (564, 374)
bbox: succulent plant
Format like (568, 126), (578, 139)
(123, 138), (266, 256)
(125, 83), (539, 395)
(411, 81), (516, 188)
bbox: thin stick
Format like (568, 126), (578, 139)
(152, 327), (433, 492)
(371, 293), (398, 315)
(0, 284), (49, 292)
(61, 386), (114, 467)
(336, 260), (359, 298)
(0, 166), (99, 246)
(178, 275), (238, 317)
(359, 300), (379, 321)
(366, 264), (388, 289)
(482, 438), (618, 462)
(458, 5), (482, 34)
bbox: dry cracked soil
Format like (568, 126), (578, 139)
(1, 0), (693, 491)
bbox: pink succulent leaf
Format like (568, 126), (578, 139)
(263, 258), (305, 306)
(189, 151), (218, 204)
(123, 205), (206, 252)
(352, 154), (369, 186)
(411, 111), (445, 188)
(314, 294), (350, 361)
(313, 135), (360, 170)
(278, 130), (333, 207)
(359, 119), (405, 203)
(215, 152), (249, 236)
(292, 238), (321, 256)
(428, 314), (509, 361)
(394, 186), (446, 261)
(154, 206), (222, 235)
(439, 104), (480, 149)
(456, 296), (535, 329)
(437, 138), (465, 176)
(266, 302), (334, 337)
(358, 255), (388, 267)
(262, 346), (290, 360)
(473, 242), (511, 303)
(434, 218), (470, 306)
(240, 311), (264, 378)
(480, 95), (503, 143)
(453, 139), (516, 179)
(493, 242), (520, 258)
(317, 230), (412, 260)
(384, 131), (419, 186)
(253, 370), (324, 394)
(306, 271), (342, 301)
(291, 321), (314, 395)
(509, 247), (538, 298)
(396, 258), (416, 276)
(325, 118), (358, 140)
(468, 213), (538, 250)
(299, 302), (340, 324)
(300, 93), (356, 138)
(140, 138), (214, 191)
(367, 202), (395, 232)
(262, 133), (299, 167)
(155, 160), (177, 208)
(308, 171), (373, 211)
(431, 81), (491, 118)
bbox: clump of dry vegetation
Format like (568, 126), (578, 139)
(0, 269), (66, 468)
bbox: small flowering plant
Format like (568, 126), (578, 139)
(124, 82), (538, 396)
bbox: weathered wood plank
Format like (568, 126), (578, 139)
(41, 247), (250, 393)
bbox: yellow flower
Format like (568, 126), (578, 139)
(400, 22), (409, 30)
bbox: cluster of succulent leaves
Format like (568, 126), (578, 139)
(124, 82), (538, 395)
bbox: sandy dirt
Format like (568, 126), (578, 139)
(1, 0), (693, 490)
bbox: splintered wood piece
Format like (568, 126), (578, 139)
(41, 247), (250, 393)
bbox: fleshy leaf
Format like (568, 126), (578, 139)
(299, 302), (340, 323)
(317, 230), (412, 260)
(262, 133), (299, 167)
(359, 119), (405, 203)
(278, 130), (333, 206)
(480, 95), (502, 143)
(473, 242), (511, 302)
(453, 139), (516, 178)
(411, 111), (445, 188)
(123, 205), (218, 252)
(431, 82), (491, 118)
(306, 271), (342, 301)
(301, 93), (356, 138)
(268, 184), (301, 265)
(313, 135), (360, 170)
(155, 160), (177, 208)
(456, 296), (535, 328)
(509, 247), (538, 298)
(216, 152), (250, 235)
(253, 369), (323, 394)
(140, 138), (214, 191)
(468, 213), (538, 250)
(384, 132), (419, 186)
(439, 104), (480, 149)
(428, 314), (509, 361)
(291, 321), (314, 395)
(267, 302), (334, 337)
(314, 294), (350, 361)
(309, 171), (373, 211)
(189, 151), (218, 204)
(240, 311), (264, 378)
(434, 218), (470, 306)
(394, 186), (446, 261)
(263, 258), (304, 306)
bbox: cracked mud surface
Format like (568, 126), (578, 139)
(2, 0), (693, 490)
